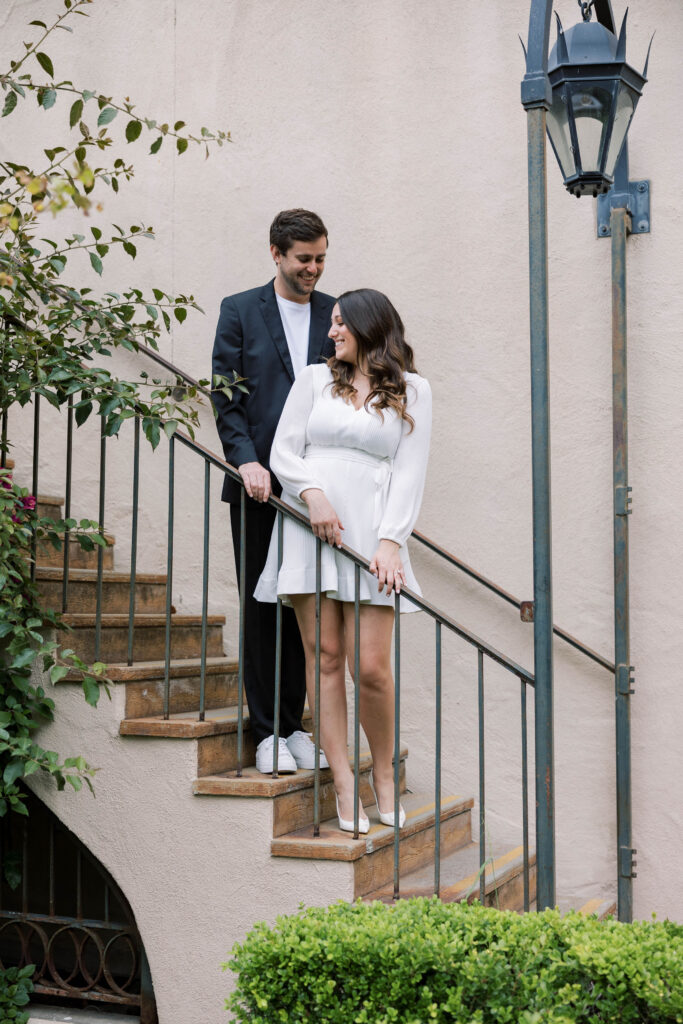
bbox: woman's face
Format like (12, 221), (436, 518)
(328, 303), (358, 365)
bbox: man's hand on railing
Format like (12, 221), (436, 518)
(301, 488), (344, 547)
(239, 462), (272, 503)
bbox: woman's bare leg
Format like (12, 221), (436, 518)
(290, 594), (360, 822)
(342, 603), (397, 814)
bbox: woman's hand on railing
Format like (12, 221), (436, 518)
(239, 462), (272, 503)
(370, 539), (404, 595)
(301, 488), (344, 547)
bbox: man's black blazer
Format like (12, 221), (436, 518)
(212, 279), (336, 503)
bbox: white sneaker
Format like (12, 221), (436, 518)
(286, 731), (330, 770)
(255, 735), (297, 774)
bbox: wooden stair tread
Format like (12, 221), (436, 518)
(120, 705), (250, 738)
(75, 656), (238, 682)
(194, 747), (408, 797)
(36, 566), (167, 584)
(271, 793), (473, 863)
(578, 897), (616, 920)
(36, 493), (64, 506)
(365, 842), (534, 902)
(62, 612), (226, 627)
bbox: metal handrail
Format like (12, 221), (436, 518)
(135, 343), (613, 674)
(412, 530), (615, 674)
(177, 432), (535, 685)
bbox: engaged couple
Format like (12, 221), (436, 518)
(212, 209), (431, 834)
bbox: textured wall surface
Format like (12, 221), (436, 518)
(4, 0), (683, 1016)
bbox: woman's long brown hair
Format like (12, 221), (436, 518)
(327, 289), (417, 428)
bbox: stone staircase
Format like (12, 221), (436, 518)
(36, 492), (537, 911)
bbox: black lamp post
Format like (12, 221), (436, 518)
(521, 0), (649, 921)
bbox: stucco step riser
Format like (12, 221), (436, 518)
(66, 625), (224, 664)
(38, 578), (167, 615)
(352, 809), (472, 899)
(37, 539), (115, 571)
(272, 760), (407, 838)
(125, 672), (239, 717)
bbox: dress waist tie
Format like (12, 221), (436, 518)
(304, 445), (392, 530)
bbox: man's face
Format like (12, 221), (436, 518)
(272, 236), (327, 303)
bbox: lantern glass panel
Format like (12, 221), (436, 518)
(547, 86), (576, 178)
(604, 87), (635, 177)
(569, 84), (613, 172)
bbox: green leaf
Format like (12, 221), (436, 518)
(174, 306), (187, 324)
(36, 51), (55, 77)
(89, 252), (103, 276)
(174, 120), (186, 131)
(23, 760), (40, 777)
(82, 676), (100, 707)
(126, 119), (143, 142)
(2, 91), (18, 117)
(10, 648), (36, 670)
(150, 136), (163, 155)
(97, 106), (117, 126)
(74, 400), (92, 426)
(29, 19), (48, 27)
(50, 665), (69, 684)
(176, 137), (188, 155)
(123, 241), (136, 259)
(67, 774), (83, 791)
(3, 760), (24, 786)
(163, 419), (178, 439)
(69, 98), (83, 127)
(41, 88), (57, 110)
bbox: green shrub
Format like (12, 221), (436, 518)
(0, 964), (34, 1024)
(224, 899), (683, 1023)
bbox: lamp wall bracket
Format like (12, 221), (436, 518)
(597, 180), (651, 237)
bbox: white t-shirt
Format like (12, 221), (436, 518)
(276, 294), (311, 379)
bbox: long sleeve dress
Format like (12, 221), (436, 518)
(254, 363), (432, 612)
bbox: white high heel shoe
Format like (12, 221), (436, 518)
(370, 773), (406, 829)
(335, 794), (369, 835)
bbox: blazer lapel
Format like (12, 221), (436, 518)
(259, 281), (295, 382)
(307, 291), (331, 365)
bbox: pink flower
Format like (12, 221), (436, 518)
(21, 495), (36, 511)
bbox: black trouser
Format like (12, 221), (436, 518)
(229, 499), (306, 746)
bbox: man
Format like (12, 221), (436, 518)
(211, 209), (335, 773)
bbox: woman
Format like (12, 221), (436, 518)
(255, 289), (431, 833)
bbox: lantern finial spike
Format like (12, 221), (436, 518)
(616, 8), (628, 61)
(519, 34), (528, 62)
(642, 31), (655, 79)
(554, 13), (570, 64)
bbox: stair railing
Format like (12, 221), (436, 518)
(4, 341), (621, 908)
(8, 389), (539, 908)
(171, 429), (537, 906)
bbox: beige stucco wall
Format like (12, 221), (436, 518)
(3, 0), (683, 1014)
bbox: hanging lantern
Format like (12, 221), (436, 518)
(546, 9), (650, 197)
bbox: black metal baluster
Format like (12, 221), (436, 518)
(199, 459), (210, 722)
(478, 649), (486, 903)
(353, 564), (361, 839)
(94, 416), (106, 662)
(272, 511), (283, 775)
(313, 538), (321, 837)
(434, 620), (442, 895)
(127, 415), (140, 666)
(521, 678), (530, 912)
(49, 821), (55, 917)
(236, 488), (246, 776)
(30, 395), (40, 583)
(61, 394), (73, 613)
(393, 591), (401, 899)
(163, 435), (174, 720)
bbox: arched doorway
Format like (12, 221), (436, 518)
(0, 789), (157, 1022)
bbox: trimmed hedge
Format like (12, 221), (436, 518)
(224, 899), (683, 1023)
(0, 965), (34, 1024)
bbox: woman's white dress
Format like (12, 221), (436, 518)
(254, 363), (432, 612)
